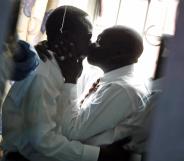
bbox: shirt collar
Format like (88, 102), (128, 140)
(101, 64), (135, 83)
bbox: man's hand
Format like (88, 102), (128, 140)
(51, 41), (84, 84)
(35, 40), (84, 83)
(98, 137), (132, 161)
(35, 40), (53, 62)
(55, 56), (83, 84)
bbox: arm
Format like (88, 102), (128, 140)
(34, 40), (53, 62)
(61, 84), (135, 141)
(26, 76), (99, 161)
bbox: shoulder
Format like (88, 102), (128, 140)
(97, 82), (132, 100)
(5, 73), (45, 103)
(100, 82), (148, 109)
(100, 81), (133, 94)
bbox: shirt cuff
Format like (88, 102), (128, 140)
(82, 145), (100, 161)
(61, 83), (77, 99)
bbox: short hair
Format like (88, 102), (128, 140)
(102, 26), (143, 61)
(46, 6), (92, 42)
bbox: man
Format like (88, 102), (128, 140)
(60, 26), (151, 153)
(2, 6), (130, 161)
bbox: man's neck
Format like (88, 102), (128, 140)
(102, 63), (133, 73)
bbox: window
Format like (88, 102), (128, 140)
(56, 0), (179, 78)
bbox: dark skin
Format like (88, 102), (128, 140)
(88, 27), (143, 160)
(49, 31), (88, 83)
(6, 4), (134, 161)
(98, 137), (132, 161)
(87, 27), (143, 73)
(47, 26), (143, 161)
(35, 39), (83, 83)
(35, 28), (134, 161)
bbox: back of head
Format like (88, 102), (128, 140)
(87, 26), (143, 72)
(101, 26), (143, 64)
(46, 5), (92, 43)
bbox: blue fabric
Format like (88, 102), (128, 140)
(11, 40), (39, 81)
(0, 112), (2, 134)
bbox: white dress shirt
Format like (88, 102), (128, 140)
(2, 58), (99, 161)
(61, 65), (151, 153)
(77, 58), (104, 96)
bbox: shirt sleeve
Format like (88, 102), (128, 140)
(10, 40), (39, 81)
(61, 83), (136, 141)
(25, 75), (99, 161)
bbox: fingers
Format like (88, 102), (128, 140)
(35, 46), (47, 62)
(69, 42), (84, 64)
(53, 41), (80, 62)
(53, 44), (67, 58)
(35, 41), (53, 62)
(36, 40), (83, 65)
(69, 42), (77, 59)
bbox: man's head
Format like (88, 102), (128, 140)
(87, 26), (143, 72)
(46, 6), (92, 58)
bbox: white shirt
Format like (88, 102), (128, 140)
(61, 65), (151, 153)
(77, 58), (104, 96)
(2, 58), (99, 161)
